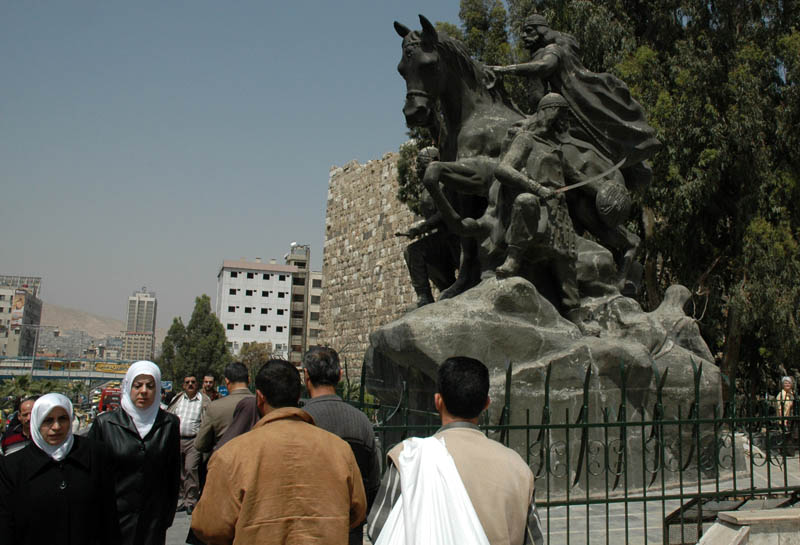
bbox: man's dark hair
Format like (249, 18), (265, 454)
(255, 359), (301, 408)
(184, 374), (197, 380)
(224, 362), (249, 384)
(203, 373), (215, 381)
(302, 346), (341, 387)
(437, 356), (489, 419)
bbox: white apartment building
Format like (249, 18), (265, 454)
(216, 259), (297, 356)
(0, 276), (43, 357)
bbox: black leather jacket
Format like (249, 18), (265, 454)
(88, 407), (180, 545)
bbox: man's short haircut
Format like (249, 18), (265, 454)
(224, 362), (249, 384)
(184, 373), (197, 380)
(303, 346), (341, 387)
(437, 356), (490, 419)
(255, 359), (301, 409)
(203, 374), (215, 381)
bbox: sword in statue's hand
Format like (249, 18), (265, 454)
(551, 157), (627, 196)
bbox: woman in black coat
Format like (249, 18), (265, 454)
(0, 393), (121, 545)
(89, 360), (181, 545)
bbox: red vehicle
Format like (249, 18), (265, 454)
(98, 387), (121, 412)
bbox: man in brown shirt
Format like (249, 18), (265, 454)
(191, 359), (366, 545)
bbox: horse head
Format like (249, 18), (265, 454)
(394, 15), (445, 127)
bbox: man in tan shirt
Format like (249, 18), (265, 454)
(368, 356), (543, 545)
(191, 359), (366, 545)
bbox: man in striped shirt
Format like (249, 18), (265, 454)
(168, 374), (210, 514)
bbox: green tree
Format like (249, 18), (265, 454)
(158, 317), (186, 382)
(239, 342), (275, 387)
(0, 375), (63, 406)
(180, 295), (232, 382)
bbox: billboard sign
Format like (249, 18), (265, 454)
(10, 291), (26, 329)
(95, 362), (131, 374)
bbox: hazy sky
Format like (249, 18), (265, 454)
(2, 2), (460, 326)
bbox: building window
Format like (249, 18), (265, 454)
(244, 307), (252, 314)
(243, 324), (251, 331)
(229, 288), (236, 295)
(291, 311), (303, 319)
(278, 292), (285, 298)
(277, 309), (285, 315)
(227, 306), (235, 312)
(292, 294), (304, 303)
(292, 277), (304, 286)
(261, 308), (268, 314)
(245, 290), (253, 296)
(311, 295), (321, 304)
(291, 327), (302, 335)
(295, 261), (307, 269)
(230, 271), (238, 278)
(260, 325), (267, 332)
(312, 279), (322, 288)
(310, 329), (320, 338)
(310, 312), (319, 321)
(247, 272), (254, 279)
(227, 324), (234, 330)
(263, 273), (270, 280)
(279, 275), (286, 281)
(262, 290), (269, 297)
(276, 326), (283, 332)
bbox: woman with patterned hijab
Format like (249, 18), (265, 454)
(89, 360), (181, 545)
(0, 393), (120, 544)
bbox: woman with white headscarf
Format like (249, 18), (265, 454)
(0, 393), (121, 544)
(89, 360), (181, 545)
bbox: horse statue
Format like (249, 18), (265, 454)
(394, 15), (647, 298)
(394, 15), (526, 299)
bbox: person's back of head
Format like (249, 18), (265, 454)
(302, 346), (341, 387)
(224, 362), (249, 385)
(256, 359), (301, 409)
(437, 356), (490, 419)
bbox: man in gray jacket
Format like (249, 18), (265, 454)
(302, 346), (381, 545)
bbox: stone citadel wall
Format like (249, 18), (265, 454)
(319, 152), (416, 376)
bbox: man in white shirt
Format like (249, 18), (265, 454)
(167, 374), (209, 514)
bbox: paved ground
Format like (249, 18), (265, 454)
(166, 448), (800, 545)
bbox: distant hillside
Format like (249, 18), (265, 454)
(41, 303), (167, 345)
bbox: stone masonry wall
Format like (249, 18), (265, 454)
(319, 152), (416, 376)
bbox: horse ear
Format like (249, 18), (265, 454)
(483, 68), (497, 90)
(394, 21), (411, 38)
(418, 15), (438, 44)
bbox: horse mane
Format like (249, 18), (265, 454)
(409, 30), (523, 115)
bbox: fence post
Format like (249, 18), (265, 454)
(500, 358), (513, 446)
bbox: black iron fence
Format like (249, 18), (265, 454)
(348, 361), (800, 544)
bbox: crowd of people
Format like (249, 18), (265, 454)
(0, 349), (545, 545)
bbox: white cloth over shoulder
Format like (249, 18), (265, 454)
(375, 435), (490, 545)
